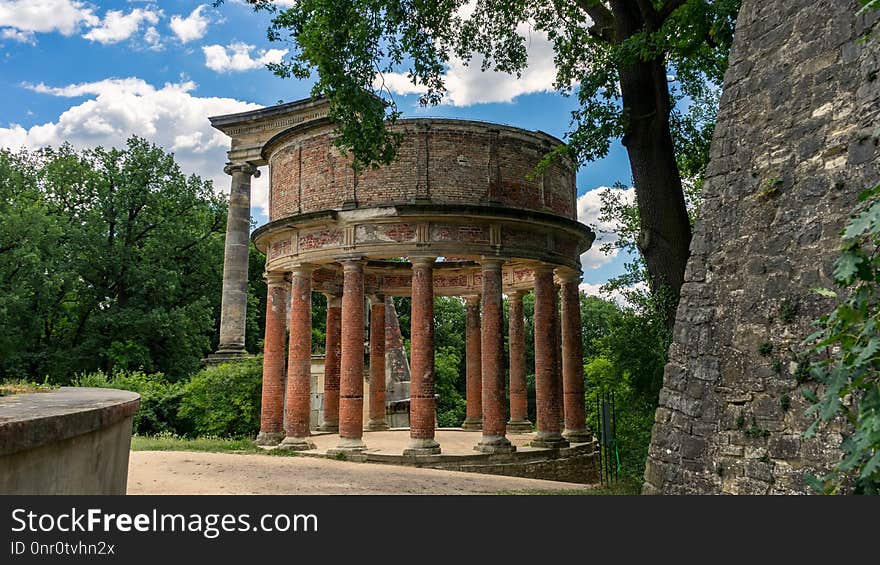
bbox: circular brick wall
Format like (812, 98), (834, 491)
(265, 119), (577, 222)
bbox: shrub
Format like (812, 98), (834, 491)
(434, 346), (466, 428)
(177, 357), (263, 438)
(74, 370), (183, 435)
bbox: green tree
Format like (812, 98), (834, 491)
(233, 0), (740, 326)
(0, 138), (234, 381)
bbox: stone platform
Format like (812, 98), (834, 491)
(267, 428), (600, 485)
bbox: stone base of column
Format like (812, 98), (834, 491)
(403, 438), (441, 456)
(318, 420), (339, 433)
(461, 418), (483, 431)
(474, 435), (516, 454)
(328, 437), (367, 454)
(506, 419), (533, 433)
(366, 419), (389, 431)
(254, 431), (284, 446)
(278, 436), (316, 451)
(563, 428), (593, 444)
(530, 431), (569, 449)
(203, 348), (249, 365)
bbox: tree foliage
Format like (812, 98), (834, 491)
(804, 184), (880, 495)
(233, 0), (740, 326)
(0, 138), (263, 382)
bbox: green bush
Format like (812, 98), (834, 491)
(435, 346), (466, 428)
(74, 369), (183, 435)
(177, 357), (263, 438)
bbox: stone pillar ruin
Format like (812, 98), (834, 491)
(210, 162), (259, 361)
(255, 272), (288, 446)
(461, 295), (483, 431)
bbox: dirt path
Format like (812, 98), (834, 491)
(128, 451), (589, 495)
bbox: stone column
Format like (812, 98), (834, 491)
(475, 258), (515, 453)
(333, 259), (368, 452)
(507, 290), (532, 433)
(367, 295), (389, 430)
(255, 272), (288, 446)
(461, 295), (483, 431)
(404, 257), (441, 455)
(280, 264), (316, 450)
(320, 293), (342, 432)
(559, 270), (591, 443)
(532, 266), (568, 448)
(212, 162), (259, 360)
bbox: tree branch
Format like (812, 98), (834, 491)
(574, 0), (616, 42)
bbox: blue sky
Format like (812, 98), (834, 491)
(0, 0), (635, 290)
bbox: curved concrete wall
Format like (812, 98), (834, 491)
(0, 388), (140, 495)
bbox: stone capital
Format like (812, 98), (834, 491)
(264, 271), (288, 286)
(465, 294), (481, 306)
(507, 290), (526, 302)
(478, 256), (505, 270)
(368, 293), (386, 304)
(223, 162), (261, 178)
(409, 255), (437, 267)
(337, 256), (367, 271)
(321, 290), (342, 308)
(289, 263), (316, 278)
(555, 267), (582, 284)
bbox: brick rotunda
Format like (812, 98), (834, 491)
(209, 97), (596, 456)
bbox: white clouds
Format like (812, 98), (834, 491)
(170, 4), (209, 43)
(1, 28), (36, 44)
(1, 78), (271, 213)
(576, 185), (635, 270)
(82, 8), (161, 44)
(579, 281), (646, 308)
(379, 17), (559, 106)
(0, 0), (97, 38)
(203, 42), (288, 73)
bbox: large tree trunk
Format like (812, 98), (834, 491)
(611, 0), (692, 329)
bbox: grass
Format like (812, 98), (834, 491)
(0, 380), (58, 397)
(131, 434), (298, 457)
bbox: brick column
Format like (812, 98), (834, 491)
(332, 259), (368, 452)
(461, 295), (483, 431)
(255, 272), (288, 446)
(367, 295), (389, 431)
(211, 162), (259, 360)
(554, 283), (565, 428)
(320, 292), (342, 432)
(507, 290), (532, 433)
(475, 258), (515, 454)
(404, 256), (441, 455)
(280, 264), (316, 450)
(532, 266), (568, 448)
(559, 270), (591, 443)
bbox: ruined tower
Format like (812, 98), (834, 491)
(644, 0), (880, 494)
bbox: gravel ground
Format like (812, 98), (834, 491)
(127, 450), (590, 495)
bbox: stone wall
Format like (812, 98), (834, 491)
(268, 119), (576, 221)
(0, 388), (140, 495)
(644, 0), (880, 494)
